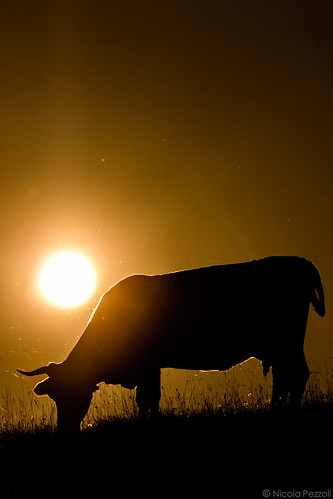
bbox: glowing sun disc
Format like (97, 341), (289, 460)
(40, 252), (96, 307)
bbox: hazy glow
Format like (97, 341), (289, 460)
(40, 252), (96, 307)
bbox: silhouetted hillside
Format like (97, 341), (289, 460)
(1, 403), (332, 498)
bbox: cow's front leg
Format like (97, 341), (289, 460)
(136, 368), (161, 419)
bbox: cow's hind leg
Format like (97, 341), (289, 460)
(289, 351), (310, 406)
(271, 352), (310, 407)
(136, 368), (161, 419)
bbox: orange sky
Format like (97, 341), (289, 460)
(0, 1), (332, 376)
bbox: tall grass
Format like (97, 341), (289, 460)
(1, 359), (332, 434)
(0, 378), (56, 433)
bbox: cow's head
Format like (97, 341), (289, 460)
(17, 363), (93, 433)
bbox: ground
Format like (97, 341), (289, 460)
(0, 403), (332, 498)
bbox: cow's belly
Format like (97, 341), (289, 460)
(162, 354), (251, 372)
(158, 328), (254, 371)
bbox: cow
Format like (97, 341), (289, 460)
(18, 256), (325, 432)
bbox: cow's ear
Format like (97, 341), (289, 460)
(34, 378), (52, 396)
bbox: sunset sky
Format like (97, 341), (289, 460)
(0, 0), (332, 376)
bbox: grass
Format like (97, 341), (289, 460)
(0, 361), (332, 498)
(3, 359), (332, 431)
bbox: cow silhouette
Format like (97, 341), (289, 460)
(18, 256), (325, 431)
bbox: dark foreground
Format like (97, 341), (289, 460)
(1, 404), (332, 499)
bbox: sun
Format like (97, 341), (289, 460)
(40, 252), (96, 307)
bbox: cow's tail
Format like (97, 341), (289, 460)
(309, 262), (325, 317)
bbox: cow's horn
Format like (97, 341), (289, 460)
(17, 364), (54, 377)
